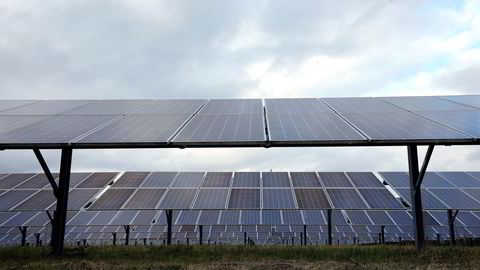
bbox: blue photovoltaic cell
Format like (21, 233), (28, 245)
(295, 189), (331, 209)
(158, 189), (197, 209)
(347, 172), (384, 187)
(386, 211), (412, 225)
(265, 99), (332, 114)
(437, 172), (480, 187)
(0, 174), (35, 189)
(228, 189), (260, 209)
(76, 172), (117, 188)
(219, 210), (240, 224)
(358, 189), (404, 209)
(0, 100), (93, 115)
(232, 172), (260, 187)
(122, 189), (165, 209)
(89, 189), (135, 210)
(172, 114), (265, 143)
(241, 210), (260, 224)
(382, 96), (474, 111)
(282, 210), (303, 224)
(290, 172), (321, 187)
(345, 210), (372, 225)
(331, 210), (348, 225)
(262, 210), (282, 224)
(67, 211), (97, 226)
(193, 189), (229, 209)
(462, 189), (480, 202)
(0, 115), (117, 144)
(262, 172), (290, 187)
(267, 112), (366, 142)
(262, 189), (295, 209)
(172, 172), (204, 187)
(109, 210), (138, 225)
(199, 99), (263, 114)
(406, 211), (440, 226)
(379, 172), (410, 188)
(0, 116), (51, 134)
(326, 189), (368, 209)
(129, 100), (206, 114)
(62, 100), (148, 115)
(141, 172), (177, 187)
(395, 188), (447, 209)
(202, 172), (231, 187)
(78, 114), (190, 144)
(0, 190), (36, 210)
(14, 190), (56, 210)
(14, 173), (58, 189)
(339, 111), (469, 141)
(1, 212), (37, 227)
(318, 172), (352, 187)
(429, 189), (480, 209)
(112, 172), (150, 188)
(176, 210), (200, 225)
(89, 211), (118, 225)
(456, 212), (480, 226)
(321, 97), (402, 113)
(302, 210), (325, 225)
(0, 100), (38, 113)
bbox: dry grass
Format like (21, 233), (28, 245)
(0, 245), (478, 269)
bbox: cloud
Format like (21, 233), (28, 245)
(0, 0), (479, 173)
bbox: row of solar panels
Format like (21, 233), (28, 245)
(3, 171), (480, 211)
(0, 95), (479, 147)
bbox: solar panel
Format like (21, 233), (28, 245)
(176, 210), (200, 225)
(60, 189), (100, 210)
(67, 173), (92, 188)
(265, 98), (332, 114)
(262, 189), (295, 209)
(67, 211), (97, 226)
(62, 100), (148, 115)
(199, 99), (263, 114)
(131, 210), (156, 225)
(386, 211), (412, 226)
(290, 172), (321, 187)
(437, 172), (480, 187)
(14, 173), (58, 189)
(219, 210), (240, 225)
(89, 211), (118, 225)
(267, 112), (366, 142)
(129, 100), (206, 115)
(89, 189), (135, 210)
(441, 95), (480, 109)
(111, 172), (149, 188)
(198, 210), (220, 225)
(326, 189), (368, 209)
(318, 172), (352, 187)
(202, 172), (231, 187)
(416, 110), (480, 137)
(109, 210), (138, 225)
(158, 189), (197, 209)
(0, 100), (38, 113)
(358, 189), (403, 209)
(321, 97), (402, 113)
(1, 212), (37, 227)
(170, 172), (204, 187)
(0, 115), (117, 144)
(13, 190), (55, 210)
(282, 210), (303, 224)
(382, 96), (474, 111)
(294, 189), (331, 209)
(172, 114), (265, 143)
(228, 189), (260, 209)
(345, 210), (372, 225)
(462, 189), (480, 202)
(422, 172), (455, 188)
(0, 100), (93, 115)
(24, 212), (49, 226)
(379, 172), (410, 188)
(262, 210), (281, 224)
(0, 190), (36, 210)
(395, 188), (447, 209)
(262, 172), (290, 187)
(347, 172), (384, 187)
(456, 212), (480, 226)
(331, 210), (348, 225)
(232, 172), (260, 187)
(428, 189), (480, 209)
(77, 114), (190, 144)
(141, 172), (177, 187)
(122, 189), (165, 209)
(76, 173), (117, 188)
(303, 210), (326, 225)
(193, 189), (229, 209)
(339, 111), (469, 141)
(366, 211), (394, 225)
(0, 174), (35, 189)
(241, 210), (260, 224)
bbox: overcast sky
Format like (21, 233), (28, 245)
(0, 0), (479, 173)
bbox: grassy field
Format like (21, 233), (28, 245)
(0, 244), (478, 269)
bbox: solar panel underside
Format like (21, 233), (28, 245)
(77, 115), (191, 145)
(172, 114), (265, 144)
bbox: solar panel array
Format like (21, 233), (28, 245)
(0, 96), (477, 148)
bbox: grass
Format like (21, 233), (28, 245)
(0, 244), (479, 269)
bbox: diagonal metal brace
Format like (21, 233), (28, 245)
(452, 209), (459, 221)
(33, 149), (59, 198)
(46, 210), (54, 224)
(415, 145), (434, 190)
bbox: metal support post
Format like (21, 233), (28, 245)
(448, 209), (459, 245)
(34, 233), (41, 247)
(124, 225), (130, 246)
(244, 232), (247, 245)
(436, 234), (441, 245)
(112, 232), (117, 245)
(18, 226), (27, 246)
(199, 225), (203, 245)
(51, 147), (73, 256)
(165, 210), (172, 245)
(380, 226), (385, 244)
(291, 236), (294, 246)
(303, 225), (307, 246)
(327, 209), (333, 245)
(300, 232), (303, 246)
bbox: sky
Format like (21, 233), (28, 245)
(0, 0), (479, 173)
